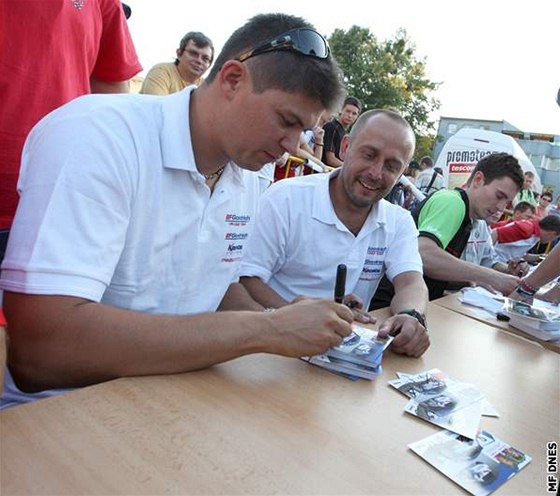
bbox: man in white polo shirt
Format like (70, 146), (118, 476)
(0, 13), (354, 406)
(240, 110), (430, 357)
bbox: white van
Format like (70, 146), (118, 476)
(434, 128), (542, 192)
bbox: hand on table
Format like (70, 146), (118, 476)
(377, 314), (430, 358)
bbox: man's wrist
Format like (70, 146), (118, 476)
(397, 309), (426, 327)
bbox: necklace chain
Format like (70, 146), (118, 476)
(203, 166), (225, 181)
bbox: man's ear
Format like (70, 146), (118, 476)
(176, 48), (182, 59)
(218, 60), (248, 101)
(340, 135), (350, 161)
(471, 170), (485, 189)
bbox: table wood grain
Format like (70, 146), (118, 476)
(1, 304), (558, 495)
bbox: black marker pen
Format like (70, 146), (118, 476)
(334, 264), (347, 304)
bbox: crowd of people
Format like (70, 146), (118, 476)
(0, 2), (558, 409)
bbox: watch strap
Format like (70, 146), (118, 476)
(397, 309), (426, 327)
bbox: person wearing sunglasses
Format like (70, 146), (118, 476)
(0, 13), (349, 407)
(141, 31), (215, 95)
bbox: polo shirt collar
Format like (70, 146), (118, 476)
(159, 86), (245, 188)
(312, 170), (388, 236)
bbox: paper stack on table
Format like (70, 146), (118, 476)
(389, 369), (531, 495)
(302, 324), (393, 380)
(459, 287), (560, 342)
(502, 299), (560, 341)
(388, 369), (496, 439)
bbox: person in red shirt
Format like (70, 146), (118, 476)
(491, 215), (560, 262)
(491, 201), (535, 228)
(0, 0), (142, 261)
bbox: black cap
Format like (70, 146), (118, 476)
(121, 2), (131, 19)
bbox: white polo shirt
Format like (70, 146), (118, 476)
(239, 172), (422, 307)
(461, 220), (497, 268)
(0, 87), (261, 314)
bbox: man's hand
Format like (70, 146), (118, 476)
(377, 314), (430, 358)
(479, 272), (520, 296)
(265, 298), (353, 357)
(507, 259), (530, 277)
(342, 293), (376, 325)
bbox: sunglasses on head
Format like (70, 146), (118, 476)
(237, 28), (330, 63)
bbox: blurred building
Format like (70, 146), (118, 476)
(433, 116), (560, 193)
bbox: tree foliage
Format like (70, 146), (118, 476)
(328, 26), (440, 157)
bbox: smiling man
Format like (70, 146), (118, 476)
(239, 110), (430, 358)
(140, 31), (214, 95)
(371, 152), (525, 307)
(0, 13), (352, 407)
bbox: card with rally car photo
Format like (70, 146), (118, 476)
(409, 430), (531, 496)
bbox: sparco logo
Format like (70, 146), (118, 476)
(225, 232), (248, 240)
(446, 149), (492, 165)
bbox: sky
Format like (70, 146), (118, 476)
(125, 0), (560, 136)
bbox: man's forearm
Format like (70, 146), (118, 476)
(239, 276), (290, 309)
(420, 238), (496, 287)
(4, 291), (355, 393)
(4, 292), (269, 392)
(217, 282), (263, 311)
(390, 273), (428, 315)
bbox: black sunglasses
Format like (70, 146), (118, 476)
(237, 28), (330, 63)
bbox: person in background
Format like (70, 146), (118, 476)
(0, 13), (350, 408)
(300, 111), (330, 165)
(534, 190), (553, 219)
(491, 215), (560, 263)
(140, 32), (214, 95)
(322, 96), (362, 168)
(370, 153), (524, 308)
(0, 0), (142, 263)
(512, 171), (538, 207)
(491, 201), (535, 228)
(415, 156), (445, 196)
(240, 110), (430, 358)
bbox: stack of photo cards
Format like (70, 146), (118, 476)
(388, 369), (498, 439)
(502, 299), (560, 342)
(302, 324), (393, 380)
(409, 430), (531, 496)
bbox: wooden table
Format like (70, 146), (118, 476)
(433, 292), (560, 354)
(1, 304), (558, 495)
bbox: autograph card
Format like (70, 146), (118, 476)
(409, 430), (531, 496)
(404, 384), (484, 439)
(390, 369), (499, 418)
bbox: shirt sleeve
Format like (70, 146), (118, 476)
(417, 190), (466, 249)
(91, 0), (142, 82)
(0, 106), (134, 300)
(238, 186), (289, 282)
(495, 221), (536, 243)
(384, 209), (423, 281)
